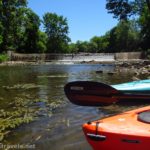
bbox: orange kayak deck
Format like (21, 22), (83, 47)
(83, 106), (150, 150)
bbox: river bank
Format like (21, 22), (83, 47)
(82, 59), (150, 80)
(115, 60), (150, 80)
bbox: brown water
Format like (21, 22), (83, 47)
(0, 64), (147, 150)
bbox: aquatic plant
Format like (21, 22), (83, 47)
(3, 84), (42, 90)
(37, 74), (68, 78)
(0, 96), (65, 141)
(0, 108), (34, 141)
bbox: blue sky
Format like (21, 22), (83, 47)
(28, 0), (118, 43)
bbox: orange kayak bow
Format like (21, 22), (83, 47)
(83, 106), (150, 150)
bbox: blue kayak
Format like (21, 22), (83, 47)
(112, 79), (150, 94)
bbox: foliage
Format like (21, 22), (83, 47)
(0, 0), (150, 54)
(90, 35), (109, 52)
(106, 0), (149, 20)
(106, 0), (133, 20)
(107, 20), (140, 52)
(36, 31), (47, 53)
(68, 19), (140, 53)
(146, 0), (150, 10)
(68, 43), (79, 53)
(89, 36), (101, 53)
(139, 4), (150, 50)
(132, 0), (145, 15)
(20, 8), (41, 53)
(105, 0), (150, 52)
(0, 54), (9, 63)
(0, 0), (27, 52)
(43, 13), (70, 53)
(75, 41), (89, 52)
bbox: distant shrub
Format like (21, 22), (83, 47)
(0, 54), (9, 63)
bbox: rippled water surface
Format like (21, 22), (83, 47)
(0, 64), (147, 150)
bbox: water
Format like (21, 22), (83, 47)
(0, 64), (147, 150)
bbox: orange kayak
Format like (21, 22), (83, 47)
(83, 106), (150, 150)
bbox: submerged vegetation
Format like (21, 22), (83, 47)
(3, 83), (43, 90)
(0, 97), (64, 141)
(0, 83), (65, 141)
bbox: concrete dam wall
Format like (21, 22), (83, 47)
(8, 52), (144, 62)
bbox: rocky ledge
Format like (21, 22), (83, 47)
(115, 60), (150, 80)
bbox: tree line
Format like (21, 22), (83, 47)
(0, 0), (150, 54)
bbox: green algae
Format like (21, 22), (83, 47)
(37, 74), (68, 78)
(0, 96), (65, 142)
(3, 83), (43, 90)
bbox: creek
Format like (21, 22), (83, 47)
(0, 64), (147, 150)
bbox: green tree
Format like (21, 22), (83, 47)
(106, 0), (133, 20)
(107, 27), (117, 52)
(116, 21), (131, 51)
(13, 7), (28, 52)
(75, 41), (89, 52)
(68, 43), (78, 53)
(106, 0), (145, 52)
(139, 5), (150, 49)
(99, 35), (110, 52)
(146, 0), (150, 10)
(36, 31), (47, 53)
(88, 41), (98, 53)
(89, 36), (109, 53)
(132, 0), (145, 14)
(0, 0), (27, 52)
(22, 9), (41, 53)
(90, 36), (101, 52)
(106, 0), (150, 19)
(43, 13), (70, 53)
(108, 20), (140, 52)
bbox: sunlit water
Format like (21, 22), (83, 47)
(0, 64), (147, 150)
